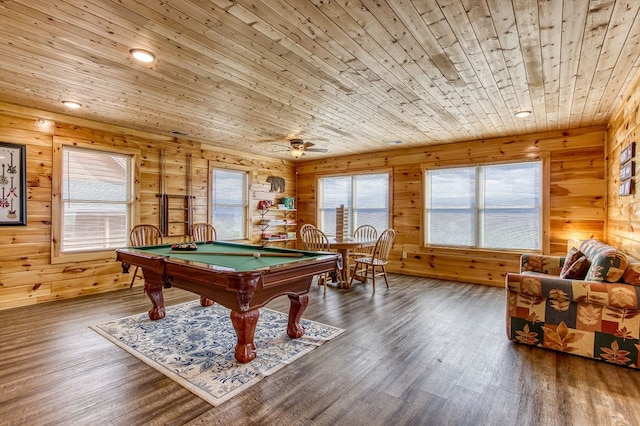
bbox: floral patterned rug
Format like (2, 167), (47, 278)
(91, 300), (344, 406)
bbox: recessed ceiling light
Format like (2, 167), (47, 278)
(62, 100), (82, 109)
(129, 48), (156, 63)
(514, 110), (532, 118)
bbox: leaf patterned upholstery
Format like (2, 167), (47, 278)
(507, 239), (640, 369)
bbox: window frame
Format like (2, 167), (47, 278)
(208, 163), (250, 241)
(316, 168), (393, 235)
(422, 157), (550, 253)
(51, 137), (140, 264)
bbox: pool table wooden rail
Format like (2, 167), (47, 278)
(163, 253), (340, 312)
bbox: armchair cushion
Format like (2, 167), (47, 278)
(623, 262), (640, 286)
(560, 255), (590, 280)
(579, 239), (629, 283)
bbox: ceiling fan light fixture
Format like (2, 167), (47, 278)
(130, 48), (156, 63)
(290, 148), (305, 158)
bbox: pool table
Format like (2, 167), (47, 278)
(116, 241), (341, 363)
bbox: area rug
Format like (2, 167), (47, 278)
(90, 300), (344, 406)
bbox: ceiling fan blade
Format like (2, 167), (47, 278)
(302, 141), (315, 149)
(261, 133), (302, 143)
(306, 147), (329, 153)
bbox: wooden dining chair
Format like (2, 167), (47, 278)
(301, 227), (343, 293)
(129, 224), (163, 288)
(349, 228), (396, 293)
(192, 223), (217, 242)
(299, 223), (316, 238)
(351, 224), (378, 259)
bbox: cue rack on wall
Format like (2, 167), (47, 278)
(157, 149), (194, 237)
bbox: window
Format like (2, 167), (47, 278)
(211, 168), (248, 240)
(318, 172), (390, 235)
(424, 161), (542, 250)
(60, 146), (133, 254)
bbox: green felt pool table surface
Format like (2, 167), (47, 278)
(132, 241), (329, 271)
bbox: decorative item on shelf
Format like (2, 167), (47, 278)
(335, 204), (348, 241)
(258, 200), (272, 209)
(619, 141), (635, 196)
(281, 197), (295, 210)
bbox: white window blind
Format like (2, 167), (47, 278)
(62, 146), (132, 253)
(318, 173), (389, 235)
(425, 162), (541, 250)
(211, 168), (247, 240)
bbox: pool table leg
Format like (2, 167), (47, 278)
(199, 296), (214, 307)
(287, 294), (309, 338)
(230, 309), (259, 363)
(144, 280), (166, 320)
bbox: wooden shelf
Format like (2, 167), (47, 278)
(257, 207), (296, 246)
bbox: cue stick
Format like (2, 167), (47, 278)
(169, 250), (304, 258)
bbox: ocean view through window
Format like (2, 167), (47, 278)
(425, 162), (542, 250)
(318, 172), (389, 235)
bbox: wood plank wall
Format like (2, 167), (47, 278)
(0, 104), (296, 310)
(296, 127), (606, 287)
(606, 74), (640, 260)
(0, 99), (615, 309)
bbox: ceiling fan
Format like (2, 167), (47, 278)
(288, 138), (328, 158)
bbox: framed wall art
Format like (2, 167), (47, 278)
(619, 142), (636, 197)
(620, 142), (635, 164)
(619, 179), (633, 196)
(0, 142), (27, 225)
(621, 161), (634, 181)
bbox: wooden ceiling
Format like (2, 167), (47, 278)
(0, 0), (638, 160)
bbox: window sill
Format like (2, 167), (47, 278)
(422, 245), (542, 256)
(51, 249), (118, 265)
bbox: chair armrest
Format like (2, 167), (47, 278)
(520, 254), (564, 276)
(506, 273), (640, 309)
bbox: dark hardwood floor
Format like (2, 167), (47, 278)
(1, 274), (639, 425)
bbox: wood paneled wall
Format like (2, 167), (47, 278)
(0, 98), (614, 309)
(0, 104), (296, 310)
(606, 75), (640, 260)
(296, 127), (606, 287)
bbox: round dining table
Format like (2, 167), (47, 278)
(326, 235), (377, 287)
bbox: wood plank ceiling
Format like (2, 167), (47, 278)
(0, 0), (638, 159)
